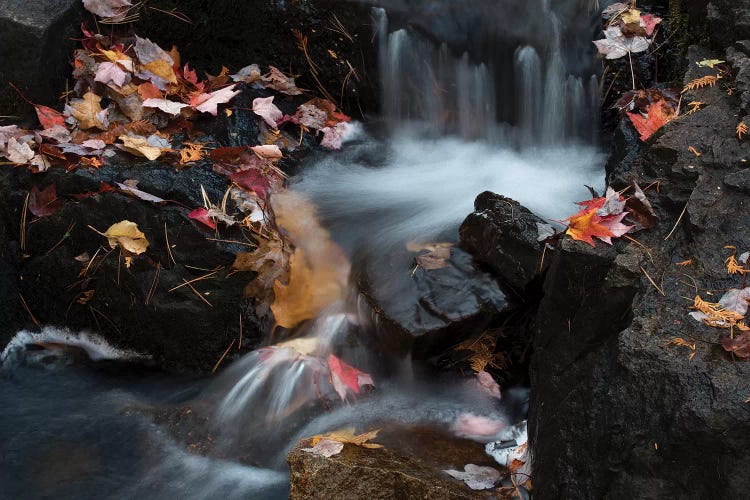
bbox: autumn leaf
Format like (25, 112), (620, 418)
(320, 123), (352, 150)
(35, 105), (65, 130)
(250, 144), (283, 159)
(5, 137), (35, 164)
(627, 99), (675, 141)
(253, 96), (283, 129)
(310, 428), (383, 449)
(444, 464), (502, 491)
(233, 237), (289, 306)
(230, 64), (262, 84)
(134, 36), (176, 89)
(190, 85), (241, 116)
(640, 13), (662, 36)
(738, 122), (748, 140)
(188, 207), (217, 230)
(565, 208), (614, 247)
(230, 168), (273, 199)
(82, 0), (132, 19)
(295, 103), (328, 130)
(143, 98), (190, 116)
(69, 92), (107, 130)
(407, 242), (453, 270)
(450, 413), (507, 441)
(116, 180), (165, 203)
(117, 134), (168, 160)
(95, 61), (131, 87)
(28, 185), (65, 217)
(91, 220), (149, 260)
(593, 26), (650, 60)
(179, 143), (205, 164)
(263, 66), (303, 95)
(327, 353), (375, 401)
(301, 439), (344, 458)
(722, 332), (750, 358)
(597, 212), (633, 244)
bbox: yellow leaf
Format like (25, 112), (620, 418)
(621, 8), (641, 24)
(310, 428), (383, 449)
(276, 336), (320, 356)
(92, 220), (149, 257)
(142, 59), (177, 84)
(70, 92), (105, 130)
(118, 134), (164, 161)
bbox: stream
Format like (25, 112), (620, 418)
(0, 1), (604, 498)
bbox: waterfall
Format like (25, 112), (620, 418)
(515, 46), (542, 146)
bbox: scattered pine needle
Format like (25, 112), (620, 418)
(164, 222), (176, 265)
(238, 313), (243, 351)
(145, 263), (161, 305)
(676, 259), (693, 267)
(641, 266), (665, 295)
(181, 277), (213, 307)
(205, 237), (257, 247)
(168, 270), (219, 292)
(738, 122), (748, 140)
(212, 338), (236, 374)
(19, 293), (41, 328)
(666, 337), (697, 360)
(20, 192), (29, 253)
(664, 202), (689, 241)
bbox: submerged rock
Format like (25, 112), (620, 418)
(288, 425), (499, 499)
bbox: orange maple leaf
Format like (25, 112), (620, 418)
(627, 99), (675, 141)
(565, 207), (615, 247)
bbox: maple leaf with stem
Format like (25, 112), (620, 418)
(627, 99), (675, 141)
(565, 208), (615, 247)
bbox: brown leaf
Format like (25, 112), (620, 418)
(28, 185), (65, 217)
(69, 92), (106, 130)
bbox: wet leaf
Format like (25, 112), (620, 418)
(627, 98), (675, 141)
(191, 85), (241, 116)
(5, 137), (35, 164)
(311, 428), (383, 449)
(565, 207), (615, 247)
(327, 353), (375, 401)
(320, 122), (352, 150)
(95, 61), (130, 87)
(116, 180), (165, 203)
(28, 185), (65, 217)
(263, 66), (302, 95)
(444, 464), (502, 490)
(250, 144), (283, 159)
(82, 0), (132, 18)
(451, 413), (507, 441)
(407, 241), (452, 270)
(69, 92), (107, 130)
(301, 438), (344, 458)
(117, 134), (166, 160)
(722, 332), (750, 358)
(143, 98), (190, 116)
(188, 207), (217, 230)
(593, 27), (650, 60)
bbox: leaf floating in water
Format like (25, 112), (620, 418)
(327, 353), (374, 401)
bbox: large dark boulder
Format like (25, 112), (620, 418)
(0, 158), (265, 373)
(0, 0), (83, 119)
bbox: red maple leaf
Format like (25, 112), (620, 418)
(188, 208), (217, 230)
(28, 185), (65, 217)
(627, 99), (675, 141)
(327, 354), (374, 401)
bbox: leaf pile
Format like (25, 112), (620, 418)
(594, 4), (661, 60)
(615, 89), (680, 141)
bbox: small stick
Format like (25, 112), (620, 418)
(167, 270), (218, 292)
(641, 266), (665, 296)
(164, 222), (176, 266)
(205, 237), (257, 247)
(212, 338), (236, 374)
(664, 202), (689, 241)
(20, 192), (29, 253)
(19, 294), (41, 328)
(628, 51), (636, 90)
(539, 244), (548, 272)
(181, 278), (213, 307)
(46, 222), (76, 255)
(238, 314), (243, 351)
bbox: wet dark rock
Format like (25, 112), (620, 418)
(459, 192), (547, 294)
(724, 168), (750, 193)
(0, 0), (83, 121)
(0, 156), (264, 373)
(530, 44), (750, 499)
(355, 246), (506, 360)
(288, 424), (499, 500)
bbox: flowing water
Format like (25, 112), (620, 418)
(1, 1), (606, 497)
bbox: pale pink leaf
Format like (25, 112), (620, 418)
(451, 413), (507, 442)
(143, 98), (190, 116)
(250, 144), (283, 159)
(94, 61), (130, 87)
(252, 96), (283, 129)
(597, 211), (633, 244)
(301, 439), (344, 458)
(5, 137), (35, 164)
(192, 85), (241, 116)
(82, 0), (132, 18)
(444, 464), (502, 490)
(640, 14), (662, 36)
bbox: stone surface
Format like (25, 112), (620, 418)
(529, 42), (750, 499)
(288, 425), (499, 500)
(0, 0), (83, 118)
(354, 245), (507, 360)
(459, 191), (547, 294)
(0, 158), (266, 373)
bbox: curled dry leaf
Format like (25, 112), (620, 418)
(143, 98), (190, 116)
(301, 438), (344, 458)
(310, 428), (383, 449)
(117, 134), (165, 161)
(5, 137), (35, 164)
(69, 92), (107, 130)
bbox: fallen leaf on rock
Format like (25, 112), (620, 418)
(179, 142), (205, 164)
(143, 98), (190, 116)
(624, 181), (658, 229)
(233, 237), (289, 305)
(29, 185), (65, 217)
(250, 144), (283, 159)
(191, 85), (241, 116)
(696, 59), (725, 68)
(83, 0), (132, 19)
(328, 353), (374, 401)
(627, 99), (675, 141)
(141, 59), (177, 85)
(640, 13), (662, 36)
(601, 2), (628, 19)
(117, 134), (166, 160)
(263, 66), (302, 95)
(722, 332), (750, 358)
(444, 464), (502, 490)
(320, 122), (351, 150)
(38, 125), (71, 144)
(311, 428), (383, 449)
(295, 103), (328, 130)
(565, 207), (614, 247)
(69, 92), (107, 130)
(92, 220), (149, 257)
(188, 207), (217, 230)
(35, 105), (66, 130)
(30, 154), (52, 172)
(301, 439), (344, 458)
(134, 36), (176, 89)
(593, 27), (650, 60)
(95, 61), (130, 87)
(116, 181), (165, 203)
(5, 137), (35, 164)
(253, 96), (283, 129)
(597, 212), (633, 245)
(276, 336), (320, 356)
(231, 168), (273, 199)
(230, 64), (262, 84)
(620, 7), (642, 25)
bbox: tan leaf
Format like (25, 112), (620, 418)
(70, 92), (105, 130)
(310, 428), (383, 449)
(118, 134), (164, 160)
(141, 59), (178, 84)
(92, 220), (149, 259)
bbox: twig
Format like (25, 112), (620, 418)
(628, 51), (636, 90)
(45, 222), (76, 255)
(18, 294), (41, 328)
(205, 237), (257, 247)
(622, 234), (654, 264)
(539, 244), (548, 272)
(641, 266), (665, 295)
(664, 202), (689, 240)
(238, 313), (243, 351)
(164, 222), (176, 265)
(20, 192), (29, 253)
(181, 278), (212, 307)
(167, 270), (218, 292)
(212, 338), (236, 374)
